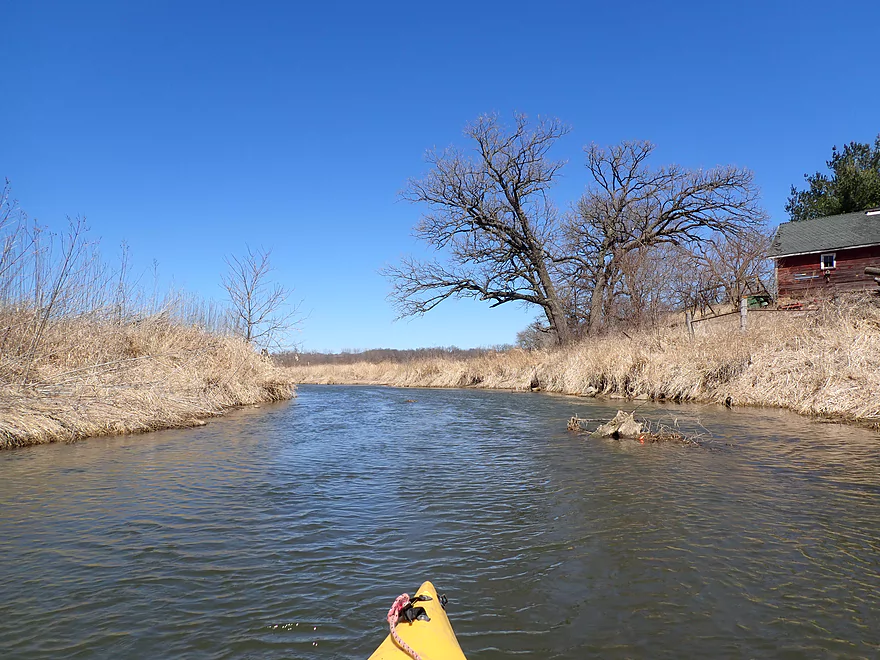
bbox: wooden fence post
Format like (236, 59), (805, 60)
(740, 297), (748, 331)
(685, 310), (694, 338)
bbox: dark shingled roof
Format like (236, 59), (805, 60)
(769, 209), (880, 258)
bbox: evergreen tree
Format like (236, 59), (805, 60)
(786, 135), (880, 221)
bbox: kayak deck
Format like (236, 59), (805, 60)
(368, 581), (467, 660)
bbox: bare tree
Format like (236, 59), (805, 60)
(222, 246), (299, 349)
(0, 179), (36, 304)
(383, 113), (574, 344)
(386, 124), (767, 342)
(515, 318), (557, 350)
(696, 229), (773, 302)
(564, 141), (766, 333)
(611, 244), (686, 329)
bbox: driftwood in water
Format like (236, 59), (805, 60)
(594, 410), (643, 438)
(567, 410), (642, 438)
(568, 410), (702, 445)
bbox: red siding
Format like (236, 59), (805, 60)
(776, 245), (880, 298)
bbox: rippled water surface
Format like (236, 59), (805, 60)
(2, 385), (879, 659)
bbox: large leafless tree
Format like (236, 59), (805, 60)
(387, 121), (768, 343)
(384, 114), (573, 344)
(564, 141), (766, 333)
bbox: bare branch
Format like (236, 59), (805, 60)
(221, 246), (301, 349)
(388, 113), (573, 344)
(564, 141), (767, 332)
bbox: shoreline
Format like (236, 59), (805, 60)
(284, 302), (880, 430)
(0, 384), (296, 450)
(295, 381), (880, 432)
(0, 315), (296, 450)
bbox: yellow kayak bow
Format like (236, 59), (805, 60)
(368, 581), (467, 660)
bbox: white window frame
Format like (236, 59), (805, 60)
(820, 252), (836, 270)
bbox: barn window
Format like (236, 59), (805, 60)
(820, 253), (836, 270)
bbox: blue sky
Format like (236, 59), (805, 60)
(3, 1), (878, 351)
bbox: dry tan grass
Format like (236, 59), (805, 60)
(286, 298), (880, 426)
(0, 311), (295, 448)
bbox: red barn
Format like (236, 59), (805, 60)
(769, 209), (880, 298)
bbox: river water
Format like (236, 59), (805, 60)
(1, 385), (879, 659)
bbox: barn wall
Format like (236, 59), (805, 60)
(776, 245), (880, 297)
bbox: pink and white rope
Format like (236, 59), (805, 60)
(386, 593), (423, 660)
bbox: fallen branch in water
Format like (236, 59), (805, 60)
(568, 410), (705, 445)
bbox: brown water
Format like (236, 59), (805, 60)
(1, 385), (879, 659)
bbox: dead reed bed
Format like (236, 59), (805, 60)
(285, 299), (880, 426)
(0, 187), (296, 448)
(0, 311), (294, 448)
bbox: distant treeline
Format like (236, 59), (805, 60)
(273, 346), (513, 366)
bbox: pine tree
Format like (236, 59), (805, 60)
(786, 135), (880, 221)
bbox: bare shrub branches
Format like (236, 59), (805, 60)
(222, 246), (300, 349)
(0, 183), (288, 389)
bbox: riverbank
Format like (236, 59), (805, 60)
(0, 313), (295, 449)
(284, 299), (880, 427)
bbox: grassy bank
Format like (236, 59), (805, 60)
(284, 299), (880, 427)
(0, 311), (295, 449)
(0, 190), (296, 449)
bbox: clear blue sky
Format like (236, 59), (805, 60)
(3, 1), (878, 351)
